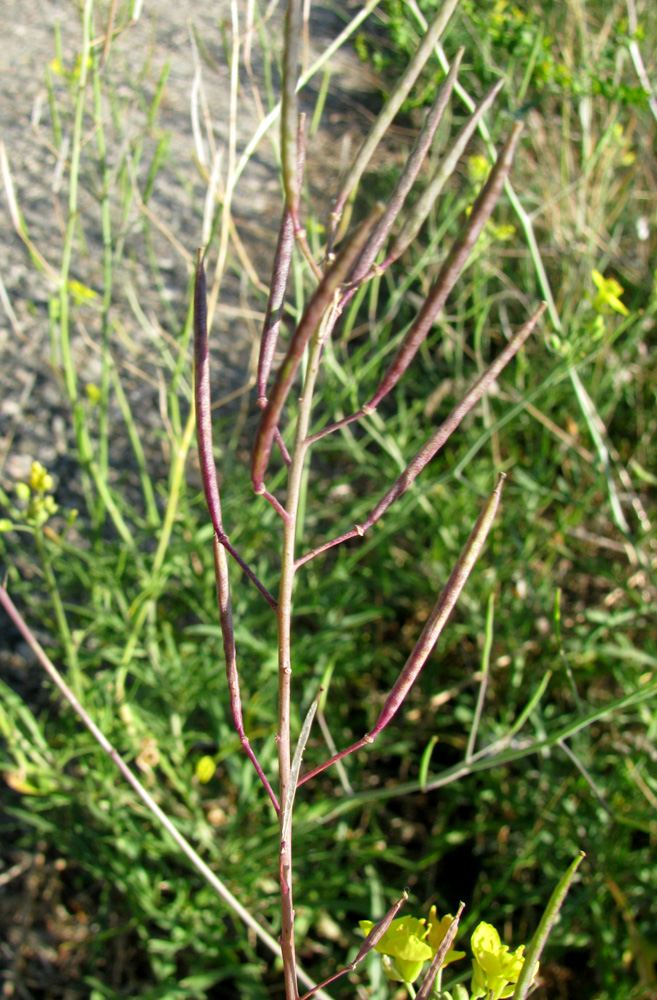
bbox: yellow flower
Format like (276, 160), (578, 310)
(359, 909), (466, 984)
(359, 915), (433, 984)
(86, 383), (102, 405)
(49, 57), (65, 77)
(29, 461), (53, 493)
(427, 907), (467, 967)
(195, 755), (216, 784)
(468, 154), (490, 184)
(486, 221), (516, 242)
(68, 279), (98, 304)
(470, 921), (535, 1000)
(591, 270), (629, 316)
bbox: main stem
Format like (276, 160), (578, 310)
(277, 305), (337, 1000)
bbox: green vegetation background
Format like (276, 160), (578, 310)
(0, 1), (655, 998)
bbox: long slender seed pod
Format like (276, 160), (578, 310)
(347, 49), (465, 288)
(213, 537), (280, 812)
(370, 476), (505, 734)
(415, 904), (465, 1000)
(366, 121), (524, 412)
(281, 0), (302, 222)
(297, 303), (545, 568)
(251, 205), (383, 491)
(357, 303), (546, 531)
(352, 890), (409, 964)
(385, 77), (506, 268)
(258, 213), (294, 402)
(512, 853), (585, 1000)
(299, 476), (505, 786)
(197, 252), (280, 807)
(258, 117), (307, 405)
(328, 0), (460, 244)
(195, 251), (278, 609)
(309, 115), (522, 449)
(296, 891), (410, 1000)
(194, 250), (224, 533)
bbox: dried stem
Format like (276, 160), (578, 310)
(0, 586), (304, 986)
(299, 475), (506, 786)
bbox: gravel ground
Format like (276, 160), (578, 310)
(0, 0), (379, 502)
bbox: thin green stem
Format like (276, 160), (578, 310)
(109, 363), (160, 528)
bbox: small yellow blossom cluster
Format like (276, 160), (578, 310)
(16, 461), (58, 527)
(1, 461), (78, 535)
(470, 922), (532, 1000)
(358, 912), (536, 999)
(359, 908), (465, 985)
(591, 269), (629, 316)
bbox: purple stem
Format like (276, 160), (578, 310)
(297, 303), (545, 568)
(251, 206), (383, 492)
(347, 50), (464, 289)
(213, 537), (280, 813)
(298, 475), (506, 786)
(194, 251), (279, 610)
